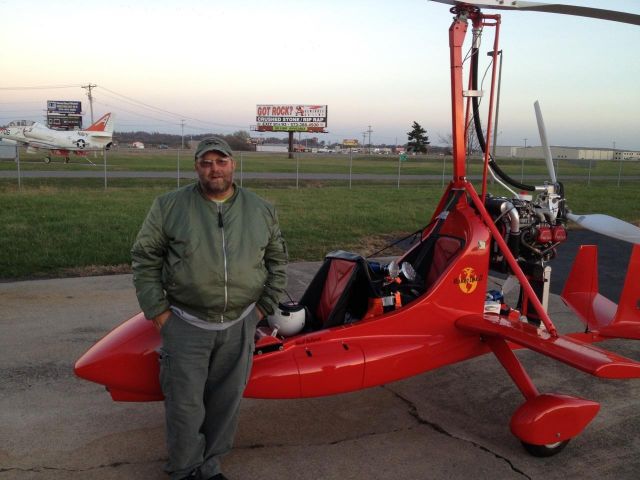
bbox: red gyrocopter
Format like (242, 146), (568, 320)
(75, 0), (640, 457)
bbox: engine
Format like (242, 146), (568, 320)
(485, 182), (568, 273)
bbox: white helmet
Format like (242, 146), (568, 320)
(268, 301), (305, 337)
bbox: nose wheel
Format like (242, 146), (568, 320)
(43, 156), (51, 164)
(521, 439), (570, 457)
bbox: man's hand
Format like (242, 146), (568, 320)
(152, 310), (171, 331)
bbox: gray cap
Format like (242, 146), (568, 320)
(195, 137), (234, 160)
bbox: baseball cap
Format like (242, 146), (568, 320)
(195, 137), (234, 160)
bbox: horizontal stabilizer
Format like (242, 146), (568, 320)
(456, 314), (640, 379)
(562, 245), (640, 340)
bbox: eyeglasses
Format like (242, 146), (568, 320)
(197, 158), (232, 168)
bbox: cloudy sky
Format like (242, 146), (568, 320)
(1, 0), (639, 149)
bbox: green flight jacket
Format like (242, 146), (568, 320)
(131, 183), (288, 323)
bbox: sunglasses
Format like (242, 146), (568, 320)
(197, 158), (232, 168)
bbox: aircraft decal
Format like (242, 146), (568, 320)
(454, 267), (482, 294)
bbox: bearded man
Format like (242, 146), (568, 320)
(131, 137), (288, 480)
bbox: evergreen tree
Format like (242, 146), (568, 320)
(407, 121), (430, 153)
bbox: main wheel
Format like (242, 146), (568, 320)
(521, 439), (570, 457)
(43, 156), (51, 164)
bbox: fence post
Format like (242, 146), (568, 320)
(588, 158), (592, 186)
(177, 148), (181, 188)
(240, 152), (243, 187)
(441, 155), (446, 188)
(397, 154), (401, 189)
(296, 151), (299, 190)
(617, 158), (623, 187)
(103, 149), (108, 190)
(349, 149), (353, 189)
(16, 145), (21, 191)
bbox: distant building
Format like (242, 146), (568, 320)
(131, 141), (145, 149)
(493, 145), (640, 161)
(257, 144), (288, 153)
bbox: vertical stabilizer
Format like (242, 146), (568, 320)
(562, 244), (640, 339)
(600, 244), (640, 339)
(561, 245), (616, 331)
(85, 113), (113, 133)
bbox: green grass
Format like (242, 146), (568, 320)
(2, 149), (639, 178)
(0, 179), (441, 279)
(1, 169), (638, 280)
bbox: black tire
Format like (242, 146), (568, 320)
(521, 439), (570, 457)
(43, 157), (51, 164)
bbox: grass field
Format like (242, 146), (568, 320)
(1, 163), (638, 280)
(2, 148), (640, 179)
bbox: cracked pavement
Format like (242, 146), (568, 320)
(1, 253), (639, 479)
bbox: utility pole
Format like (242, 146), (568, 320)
(367, 125), (373, 154)
(81, 84), (97, 124)
(361, 132), (366, 150)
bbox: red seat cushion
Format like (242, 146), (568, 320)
(425, 237), (462, 288)
(316, 260), (356, 327)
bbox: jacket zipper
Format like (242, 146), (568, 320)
(217, 203), (228, 322)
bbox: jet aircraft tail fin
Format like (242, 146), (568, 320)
(561, 244), (640, 340)
(85, 113), (113, 134)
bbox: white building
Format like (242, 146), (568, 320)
(494, 146), (630, 160)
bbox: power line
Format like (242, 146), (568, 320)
(96, 86), (245, 129)
(0, 84), (81, 90)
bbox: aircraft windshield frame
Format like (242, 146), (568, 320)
(8, 120), (35, 127)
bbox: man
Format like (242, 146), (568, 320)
(131, 137), (288, 480)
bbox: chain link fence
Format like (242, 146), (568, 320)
(1, 147), (639, 190)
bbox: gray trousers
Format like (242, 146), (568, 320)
(159, 310), (257, 480)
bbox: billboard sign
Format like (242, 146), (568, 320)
(256, 104), (327, 133)
(47, 114), (83, 130)
(47, 100), (82, 114)
(343, 139), (359, 147)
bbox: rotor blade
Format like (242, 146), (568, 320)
(534, 100), (557, 183)
(430, 1), (640, 26)
(567, 213), (640, 244)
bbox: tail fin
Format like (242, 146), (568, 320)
(85, 113), (113, 134)
(562, 244), (640, 339)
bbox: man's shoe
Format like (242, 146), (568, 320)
(207, 474), (228, 480)
(179, 470), (198, 480)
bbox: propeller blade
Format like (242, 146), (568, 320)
(431, 1), (640, 26)
(567, 213), (640, 244)
(534, 100), (557, 183)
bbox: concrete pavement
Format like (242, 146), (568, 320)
(1, 261), (640, 480)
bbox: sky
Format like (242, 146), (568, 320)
(1, 0), (639, 149)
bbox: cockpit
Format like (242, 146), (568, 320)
(8, 120), (35, 127)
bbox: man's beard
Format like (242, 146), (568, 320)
(200, 175), (233, 197)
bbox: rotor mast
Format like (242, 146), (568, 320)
(446, 5), (558, 336)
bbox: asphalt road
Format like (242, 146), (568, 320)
(0, 235), (638, 480)
(1, 169), (639, 182)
